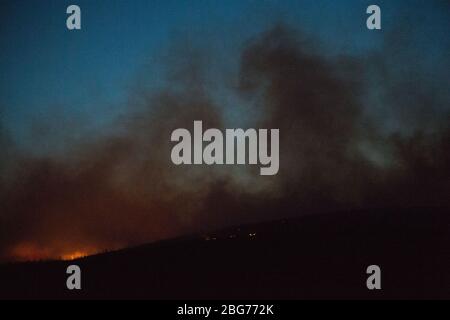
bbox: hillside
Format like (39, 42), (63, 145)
(0, 207), (448, 299)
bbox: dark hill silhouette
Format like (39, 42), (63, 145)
(0, 207), (448, 300)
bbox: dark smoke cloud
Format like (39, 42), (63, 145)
(238, 26), (365, 202)
(0, 24), (449, 262)
(237, 25), (450, 209)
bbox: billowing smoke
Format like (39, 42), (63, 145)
(0, 24), (449, 262)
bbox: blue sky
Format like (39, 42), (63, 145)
(0, 0), (448, 152)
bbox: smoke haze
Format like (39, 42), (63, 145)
(0, 21), (449, 261)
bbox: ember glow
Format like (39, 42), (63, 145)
(8, 243), (54, 262)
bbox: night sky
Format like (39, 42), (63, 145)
(0, 0), (449, 262)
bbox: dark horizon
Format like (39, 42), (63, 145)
(1, 206), (448, 299)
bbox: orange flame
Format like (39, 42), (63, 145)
(8, 242), (96, 262)
(61, 251), (88, 261)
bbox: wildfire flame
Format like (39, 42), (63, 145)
(7, 243), (94, 262)
(61, 251), (88, 261)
